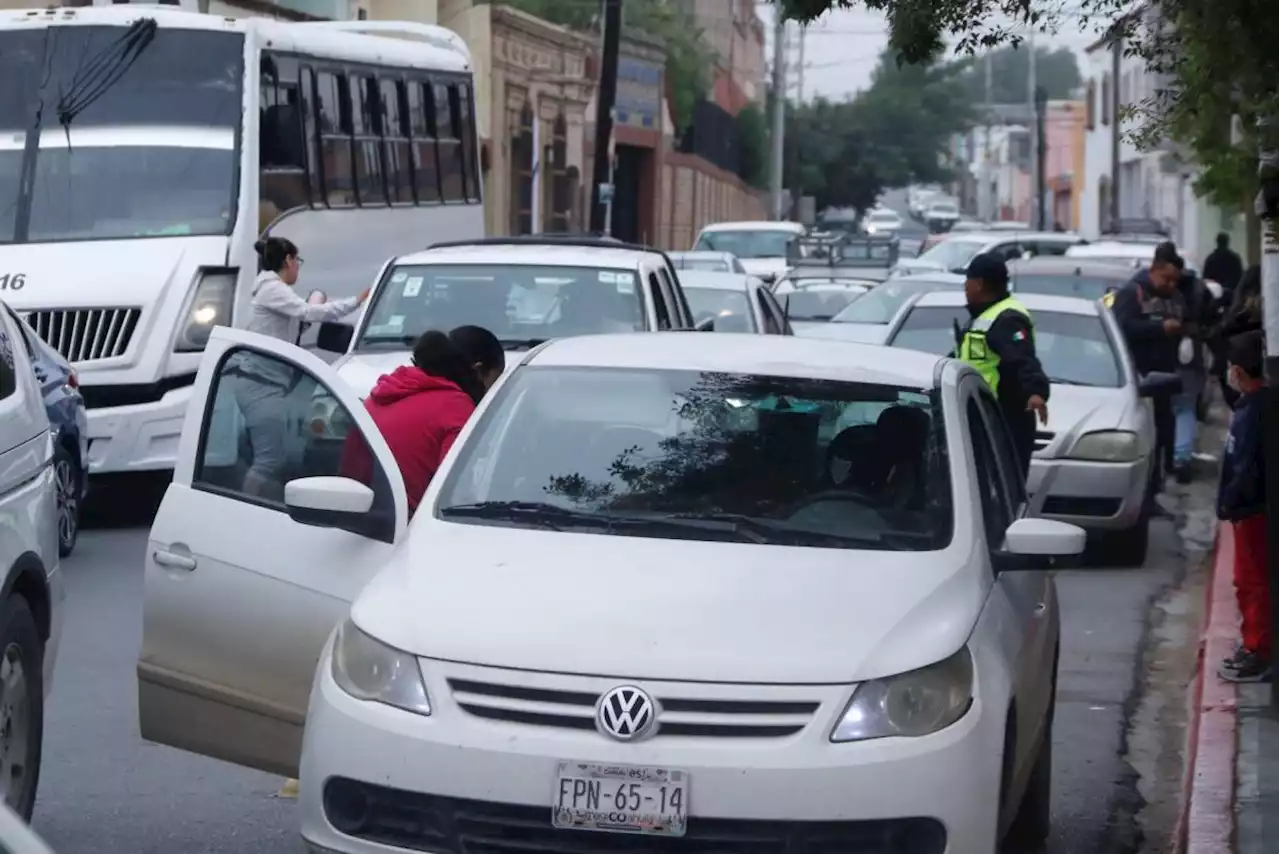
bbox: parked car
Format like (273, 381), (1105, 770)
(795, 272), (965, 344)
(884, 290), (1159, 564)
(0, 301), (66, 819)
(894, 231), (1087, 278)
(5, 306), (88, 556)
(136, 327), (1084, 854)
(691, 221), (807, 285)
(0, 802), (57, 853)
(1006, 258), (1135, 302)
(862, 207), (904, 235)
(667, 251), (746, 274)
(677, 270), (791, 334)
(773, 279), (874, 335)
(924, 198), (961, 232)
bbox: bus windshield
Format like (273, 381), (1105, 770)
(0, 25), (244, 245)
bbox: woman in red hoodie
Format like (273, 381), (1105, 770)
(340, 325), (504, 514)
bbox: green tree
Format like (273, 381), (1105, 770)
(735, 101), (770, 189)
(494, 0), (713, 135)
(953, 45), (1082, 104)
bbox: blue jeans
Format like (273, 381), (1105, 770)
(1172, 389), (1199, 466)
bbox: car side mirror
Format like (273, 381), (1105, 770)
(316, 321), (355, 353)
(285, 476), (384, 537)
(307, 289), (328, 305)
(695, 316), (716, 332)
(1138, 371), (1182, 398)
(992, 517), (1086, 572)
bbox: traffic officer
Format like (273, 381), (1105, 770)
(956, 253), (1051, 478)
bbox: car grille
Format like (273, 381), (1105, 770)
(322, 778), (948, 854)
(447, 678), (820, 739)
(1033, 431), (1055, 452)
(20, 307), (141, 363)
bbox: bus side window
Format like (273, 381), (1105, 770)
(315, 71), (354, 207)
(408, 79), (442, 205)
(352, 74), (386, 206)
(259, 53), (309, 230)
(455, 82), (481, 202)
(302, 67), (323, 205)
(383, 78), (413, 204)
(435, 80), (464, 203)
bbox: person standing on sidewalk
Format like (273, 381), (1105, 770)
(1217, 330), (1273, 683)
(1170, 257), (1215, 482)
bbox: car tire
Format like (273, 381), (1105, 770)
(0, 595), (45, 821)
(1110, 515), (1150, 568)
(1004, 698), (1054, 851)
(54, 443), (82, 558)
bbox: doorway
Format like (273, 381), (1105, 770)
(610, 144), (647, 243)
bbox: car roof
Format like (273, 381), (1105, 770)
(670, 250), (733, 259)
(526, 332), (943, 388)
(395, 243), (652, 268)
(1067, 241), (1153, 258)
(1007, 258), (1136, 277)
(675, 270), (756, 291)
(892, 271), (967, 286)
(783, 278), (875, 289)
(698, 221), (807, 233)
(962, 230), (1082, 242)
(911, 289), (1104, 317)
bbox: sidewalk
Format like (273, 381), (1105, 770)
(1183, 523), (1279, 854)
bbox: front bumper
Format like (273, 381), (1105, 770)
(1026, 455), (1150, 532)
(299, 653), (1007, 854)
(83, 382), (194, 474)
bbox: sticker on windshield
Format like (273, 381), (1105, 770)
(390, 271), (408, 284)
(402, 276), (423, 298)
(615, 272), (636, 294)
(597, 271), (617, 284)
(386, 314), (405, 331)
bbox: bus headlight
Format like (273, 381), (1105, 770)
(175, 271), (237, 352)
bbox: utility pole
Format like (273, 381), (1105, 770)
(1027, 32), (1038, 226)
(768, 15), (787, 220)
(796, 24), (806, 103)
(980, 51), (993, 222)
(1257, 113), (1278, 714)
(1034, 86), (1048, 230)
(589, 0), (623, 235)
(1108, 33), (1122, 230)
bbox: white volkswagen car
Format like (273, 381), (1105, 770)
(137, 328), (1084, 854)
(884, 291), (1158, 565)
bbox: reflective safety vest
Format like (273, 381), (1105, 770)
(956, 297), (1033, 394)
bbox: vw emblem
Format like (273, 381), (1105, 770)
(595, 685), (657, 741)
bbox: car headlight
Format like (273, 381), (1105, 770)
(1067, 430), (1140, 462)
(831, 647), (973, 742)
(331, 619), (432, 716)
(175, 271), (237, 352)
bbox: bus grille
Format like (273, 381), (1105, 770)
(20, 308), (141, 363)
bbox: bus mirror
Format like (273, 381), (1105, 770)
(316, 322), (354, 353)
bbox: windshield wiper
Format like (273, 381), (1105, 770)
(439, 502), (771, 544)
(1047, 377), (1096, 387)
(654, 512), (888, 548)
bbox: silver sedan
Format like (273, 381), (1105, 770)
(883, 291), (1159, 565)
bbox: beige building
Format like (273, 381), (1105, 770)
(692, 0), (766, 114)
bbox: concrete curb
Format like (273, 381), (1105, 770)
(1182, 523), (1240, 854)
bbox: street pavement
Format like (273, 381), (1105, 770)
(27, 489), (1194, 854)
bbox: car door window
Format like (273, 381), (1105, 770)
(652, 267), (674, 330)
(0, 315), (14, 400)
(978, 393), (1028, 513)
(967, 397), (1013, 549)
(194, 347), (396, 538)
(1032, 240), (1071, 257)
(995, 241), (1025, 261)
(758, 287), (790, 334)
(756, 290), (782, 334)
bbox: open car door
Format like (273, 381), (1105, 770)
(137, 327), (409, 778)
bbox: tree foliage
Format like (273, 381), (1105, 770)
(952, 45), (1082, 104)
(495, 0), (713, 135)
(785, 50), (973, 212)
(735, 101), (770, 189)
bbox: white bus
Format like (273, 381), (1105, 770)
(0, 4), (484, 478)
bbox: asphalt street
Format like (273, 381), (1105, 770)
(30, 492), (1192, 854)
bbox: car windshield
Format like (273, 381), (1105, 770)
(832, 279), (960, 324)
(672, 254), (732, 272)
(915, 238), (989, 272)
(1012, 274), (1128, 301)
(694, 230), (796, 259)
(357, 264), (645, 350)
(890, 307), (1124, 388)
(682, 287), (756, 333)
(782, 288), (868, 321)
(0, 26), (244, 244)
(436, 367), (953, 551)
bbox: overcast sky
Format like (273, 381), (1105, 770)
(756, 3), (1112, 102)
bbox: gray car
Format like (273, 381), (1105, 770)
(676, 270), (790, 334)
(884, 290), (1159, 565)
(793, 273), (965, 344)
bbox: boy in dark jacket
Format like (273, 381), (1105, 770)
(1217, 330), (1273, 682)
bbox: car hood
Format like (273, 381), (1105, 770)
(350, 522), (988, 684)
(1036, 382), (1142, 457)
(791, 321), (891, 345)
(739, 257), (791, 280)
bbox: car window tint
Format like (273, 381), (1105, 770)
(756, 290), (781, 333)
(0, 316), (15, 400)
(967, 398), (1011, 549)
(978, 393), (1028, 510)
(683, 288), (755, 333)
(195, 347), (394, 521)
